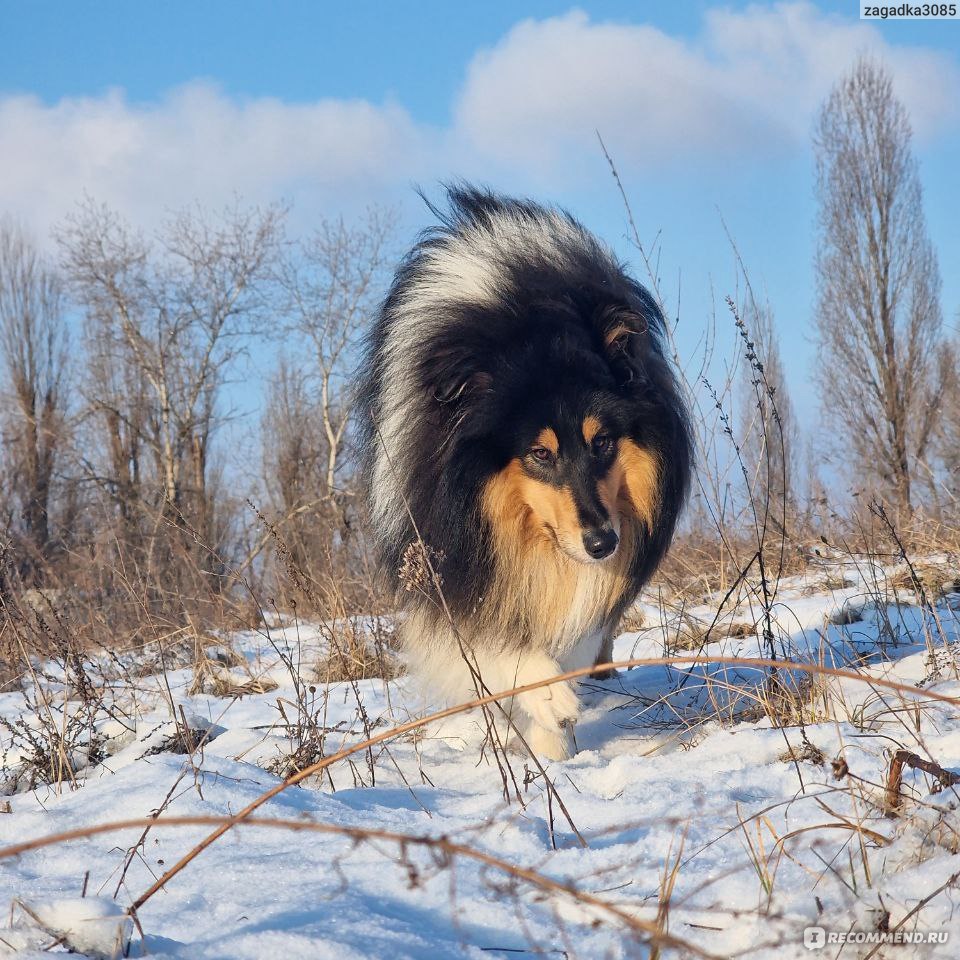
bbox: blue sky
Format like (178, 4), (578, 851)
(2, 1), (958, 432)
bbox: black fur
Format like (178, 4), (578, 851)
(358, 185), (692, 628)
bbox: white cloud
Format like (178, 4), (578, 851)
(0, 3), (957, 239)
(453, 3), (960, 178)
(0, 83), (430, 241)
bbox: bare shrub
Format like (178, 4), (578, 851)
(258, 208), (395, 614)
(59, 199), (283, 598)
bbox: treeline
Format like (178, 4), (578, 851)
(1, 58), (958, 636)
(0, 196), (395, 633)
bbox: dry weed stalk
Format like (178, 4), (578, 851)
(0, 813), (720, 959)
(885, 749), (960, 813)
(650, 826), (688, 960)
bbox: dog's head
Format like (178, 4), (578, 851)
(475, 303), (670, 565)
(483, 395), (660, 565)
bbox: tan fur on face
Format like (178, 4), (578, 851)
(481, 459), (636, 649)
(581, 415), (602, 444)
(617, 439), (660, 530)
(596, 458), (622, 520)
(534, 427), (558, 455)
(483, 459), (579, 551)
(594, 439), (660, 532)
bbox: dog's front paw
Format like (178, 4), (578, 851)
(519, 677), (580, 731)
(591, 666), (618, 681)
(528, 721), (576, 761)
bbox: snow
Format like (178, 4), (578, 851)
(2, 562), (960, 958)
(4, 897), (131, 958)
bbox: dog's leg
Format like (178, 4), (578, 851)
(527, 718), (577, 761)
(473, 648), (578, 761)
(591, 631), (617, 680)
(407, 629), (580, 760)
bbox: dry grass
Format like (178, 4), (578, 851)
(189, 655), (279, 698)
(665, 615), (756, 653)
(778, 739), (826, 766)
(313, 616), (401, 684)
(617, 607), (647, 633)
(5, 506), (960, 956)
(886, 561), (960, 596)
(800, 573), (856, 595)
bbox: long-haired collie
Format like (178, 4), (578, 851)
(359, 186), (692, 760)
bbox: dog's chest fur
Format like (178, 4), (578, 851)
(481, 519), (637, 653)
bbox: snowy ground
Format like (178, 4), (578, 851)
(2, 558), (960, 958)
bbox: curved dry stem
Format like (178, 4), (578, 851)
(0, 813), (719, 959)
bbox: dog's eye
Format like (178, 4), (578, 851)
(530, 446), (554, 463)
(592, 434), (615, 456)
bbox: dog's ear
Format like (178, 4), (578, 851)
(595, 305), (649, 381)
(429, 368), (493, 442)
(433, 369), (493, 407)
(425, 340), (493, 420)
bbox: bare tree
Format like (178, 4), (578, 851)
(931, 333), (960, 511)
(254, 210), (394, 605)
(260, 356), (327, 568)
(279, 208), (395, 500)
(0, 223), (71, 585)
(59, 200), (284, 573)
(814, 57), (945, 518)
(738, 298), (797, 532)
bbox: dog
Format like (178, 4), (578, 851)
(358, 186), (691, 759)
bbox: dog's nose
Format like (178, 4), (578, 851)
(582, 527), (618, 560)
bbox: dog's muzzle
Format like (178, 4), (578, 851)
(582, 526), (618, 560)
